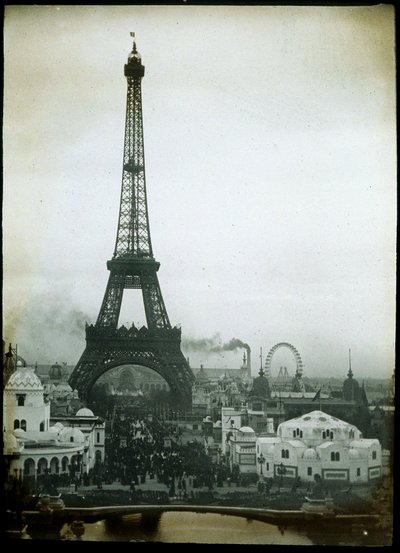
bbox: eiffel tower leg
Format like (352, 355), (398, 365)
(141, 273), (171, 330)
(96, 273), (125, 327)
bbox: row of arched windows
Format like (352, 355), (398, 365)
(292, 428), (303, 438)
(330, 451), (340, 461)
(14, 419), (27, 430)
(24, 456), (72, 476)
(281, 449), (290, 459)
(14, 420), (46, 431)
(322, 430), (334, 439)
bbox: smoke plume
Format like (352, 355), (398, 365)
(182, 333), (249, 353)
(3, 293), (94, 365)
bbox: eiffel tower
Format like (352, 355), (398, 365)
(69, 34), (194, 404)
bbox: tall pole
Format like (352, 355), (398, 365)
(349, 348), (354, 400)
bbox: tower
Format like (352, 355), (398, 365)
(69, 34), (194, 404)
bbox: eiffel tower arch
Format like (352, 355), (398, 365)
(69, 34), (194, 405)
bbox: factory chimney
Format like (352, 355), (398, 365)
(244, 344), (251, 377)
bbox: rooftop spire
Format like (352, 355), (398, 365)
(259, 347), (264, 377)
(348, 348), (353, 379)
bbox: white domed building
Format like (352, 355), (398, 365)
(227, 425), (257, 474)
(50, 406), (106, 468)
(3, 365), (86, 489)
(256, 410), (382, 484)
(4, 365), (50, 435)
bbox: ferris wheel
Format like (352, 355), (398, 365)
(264, 342), (304, 377)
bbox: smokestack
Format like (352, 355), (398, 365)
(244, 344), (251, 376)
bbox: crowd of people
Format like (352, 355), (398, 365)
(102, 411), (232, 497)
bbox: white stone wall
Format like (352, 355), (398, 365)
(94, 422), (106, 463)
(297, 457), (322, 481)
(3, 390), (50, 433)
(6, 444), (85, 477)
(256, 435), (382, 484)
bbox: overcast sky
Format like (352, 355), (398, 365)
(3, 5), (396, 379)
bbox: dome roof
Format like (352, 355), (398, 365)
(249, 373), (271, 399)
(59, 427), (85, 443)
(196, 368), (209, 381)
(55, 383), (73, 393)
(75, 407), (94, 417)
(49, 362), (69, 380)
(239, 426), (255, 435)
(343, 376), (360, 401)
(54, 422), (64, 429)
(303, 448), (318, 460)
(5, 366), (43, 392)
(279, 410), (356, 432)
(48, 426), (60, 434)
(13, 428), (27, 439)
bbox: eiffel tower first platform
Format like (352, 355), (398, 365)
(69, 34), (195, 405)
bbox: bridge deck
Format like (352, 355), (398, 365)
(22, 504), (381, 528)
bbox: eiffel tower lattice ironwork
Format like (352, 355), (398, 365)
(69, 34), (194, 404)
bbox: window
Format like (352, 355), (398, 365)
(266, 463), (269, 471)
(356, 468), (361, 476)
(300, 430), (303, 438)
(39, 422), (45, 432)
(17, 394), (26, 406)
(322, 431), (326, 439)
(307, 467), (312, 476)
(97, 432), (100, 443)
(372, 451), (377, 460)
(21, 420), (27, 431)
(293, 430), (296, 438)
(70, 437), (74, 442)
(281, 449), (289, 459)
(331, 451), (340, 462)
(14, 419), (20, 429)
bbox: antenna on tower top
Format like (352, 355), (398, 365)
(129, 32), (137, 54)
